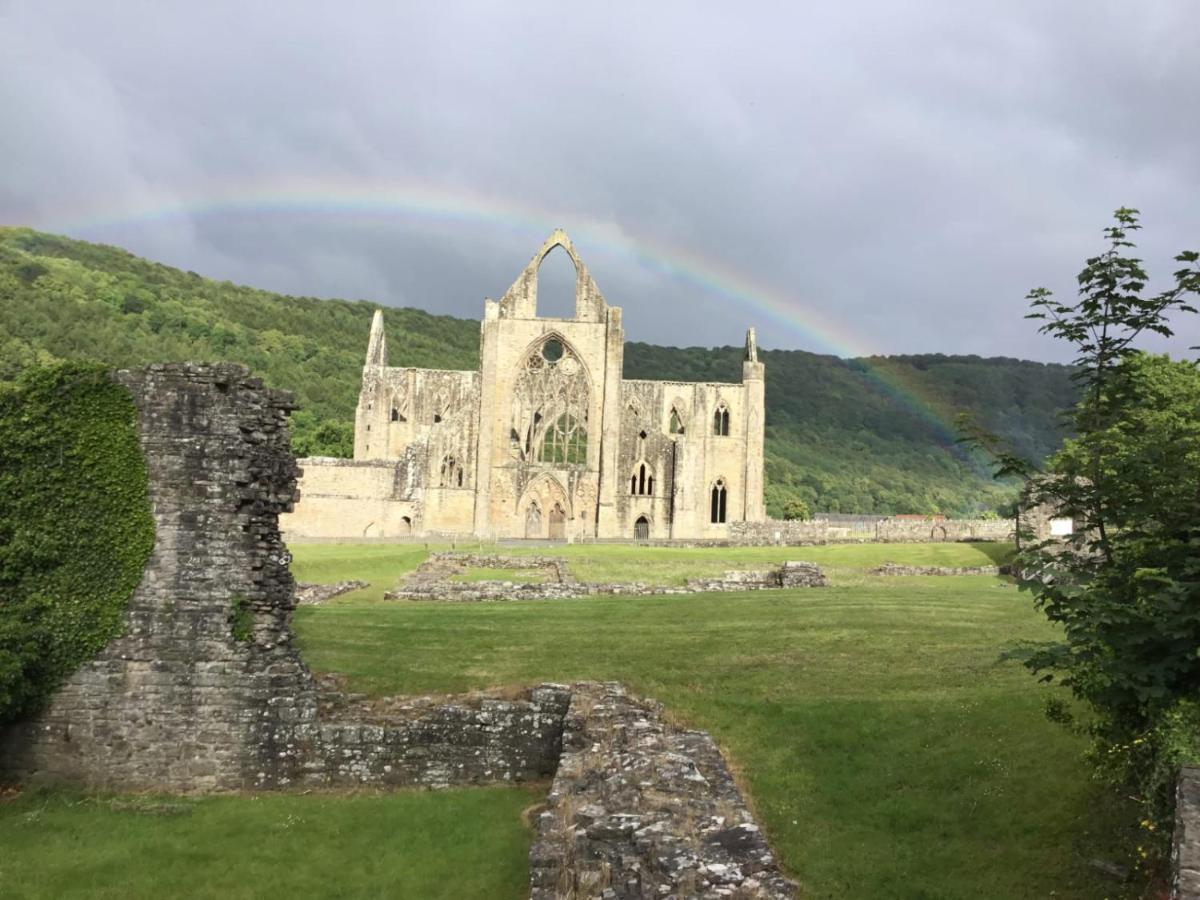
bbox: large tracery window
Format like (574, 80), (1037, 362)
(511, 336), (590, 466)
(630, 461), (654, 496)
(710, 478), (728, 524)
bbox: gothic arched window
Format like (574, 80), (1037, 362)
(630, 461), (654, 496)
(669, 407), (685, 435)
(440, 455), (460, 488)
(511, 336), (589, 466)
(710, 478), (728, 524)
(713, 403), (730, 437)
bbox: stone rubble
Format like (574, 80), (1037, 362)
(386, 553), (827, 602)
(867, 563), (1002, 577)
(294, 580), (370, 605)
(529, 683), (798, 899)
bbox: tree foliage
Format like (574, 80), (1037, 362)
(1009, 210), (1200, 852)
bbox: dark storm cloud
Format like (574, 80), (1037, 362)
(2, 1), (1198, 359)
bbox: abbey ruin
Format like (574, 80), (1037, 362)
(281, 231), (766, 541)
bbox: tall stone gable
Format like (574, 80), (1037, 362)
(281, 231), (766, 541)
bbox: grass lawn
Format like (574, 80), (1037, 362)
(4, 542), (1138, 899)
(289, 539), (1016, 599)
(0, 785), (540, 899)
(290, 541), (1138, 899)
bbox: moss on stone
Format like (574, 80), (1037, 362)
(0, 363), (154, 723)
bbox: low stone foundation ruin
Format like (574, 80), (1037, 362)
(867, 563), (1003, 576)
(385, 552), (827, 602)
(0, 364), (796, 897)
(294, 580), (370, 605)
(530, 683), (797, 899)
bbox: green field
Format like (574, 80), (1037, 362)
(2, 542), (1139, 898)
(0, 786), (539, 899)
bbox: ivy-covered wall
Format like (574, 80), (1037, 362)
(0, 363), (154, 724)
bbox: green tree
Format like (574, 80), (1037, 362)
(781, 498), (811, 521)
(1013, 210), (1200, 848)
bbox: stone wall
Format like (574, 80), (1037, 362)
(299, 680), (570, 789)
(529, 683), (797, 899)
(730, 516), (1015, 546)
(0, 365), (569, 793)
(0, 364), (313, 791)
(868, 563), (1003, 576)
(729, 518), (831, 545)
(1176, 766), (1200, 900)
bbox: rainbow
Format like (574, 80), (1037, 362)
(35, 177), (969, 447)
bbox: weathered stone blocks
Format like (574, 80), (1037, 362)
(1176, 767), (1200, 900)
(529, 683), (797, 899)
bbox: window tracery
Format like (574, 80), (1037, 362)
(713, 402), (730, 436)
(510, 337), (589, 466)
(630, 461), (654, 496)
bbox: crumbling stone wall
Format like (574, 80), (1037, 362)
(868, 563), (1003, 576)
(529, 683), (797, 899)
(302, 679), (570, 788)
(0, 365), (569, 793)
(731, 516), (1016, 546)
(0, 364), (313, 791)
(1176, 767), (1200, 900)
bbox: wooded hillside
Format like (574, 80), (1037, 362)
(0, 226), (1074, 515)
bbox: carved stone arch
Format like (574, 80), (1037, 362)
(516, 331), (593, 384)
(634, 514), (651, 541)
(498, 230), (609, 322)
(519, 472), (572, 520)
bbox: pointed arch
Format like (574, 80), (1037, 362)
(668, 405), (686, 435)
(710, 478), (729, 524)
(634, 515), (651, 541)
(713, 402), (730, 437)
(630, 461), (655, 496)
(510, 334), (591, 466)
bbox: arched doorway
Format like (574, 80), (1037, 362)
(548, 502), (567, 541)
(525, 502), (542, 539)
(931, 525), (948, 542)
(634, 515), (650, 541)
(400, 515), (412, 537)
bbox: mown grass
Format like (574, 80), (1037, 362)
(289, 541), (1138, 899)
(0, 785), (540, 899)
(5, 542), (1137, 898)
(289, 539), (1015, 598)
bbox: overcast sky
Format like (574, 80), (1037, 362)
(2, 1), (1198, 361)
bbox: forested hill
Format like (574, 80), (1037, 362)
(0, 226), (1075, 515)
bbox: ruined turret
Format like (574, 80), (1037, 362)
(365, 309), (387, 368)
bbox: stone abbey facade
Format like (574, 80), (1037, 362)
(282, 231), (766, 541)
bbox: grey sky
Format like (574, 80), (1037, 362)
(2, 1), (1198, 361)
